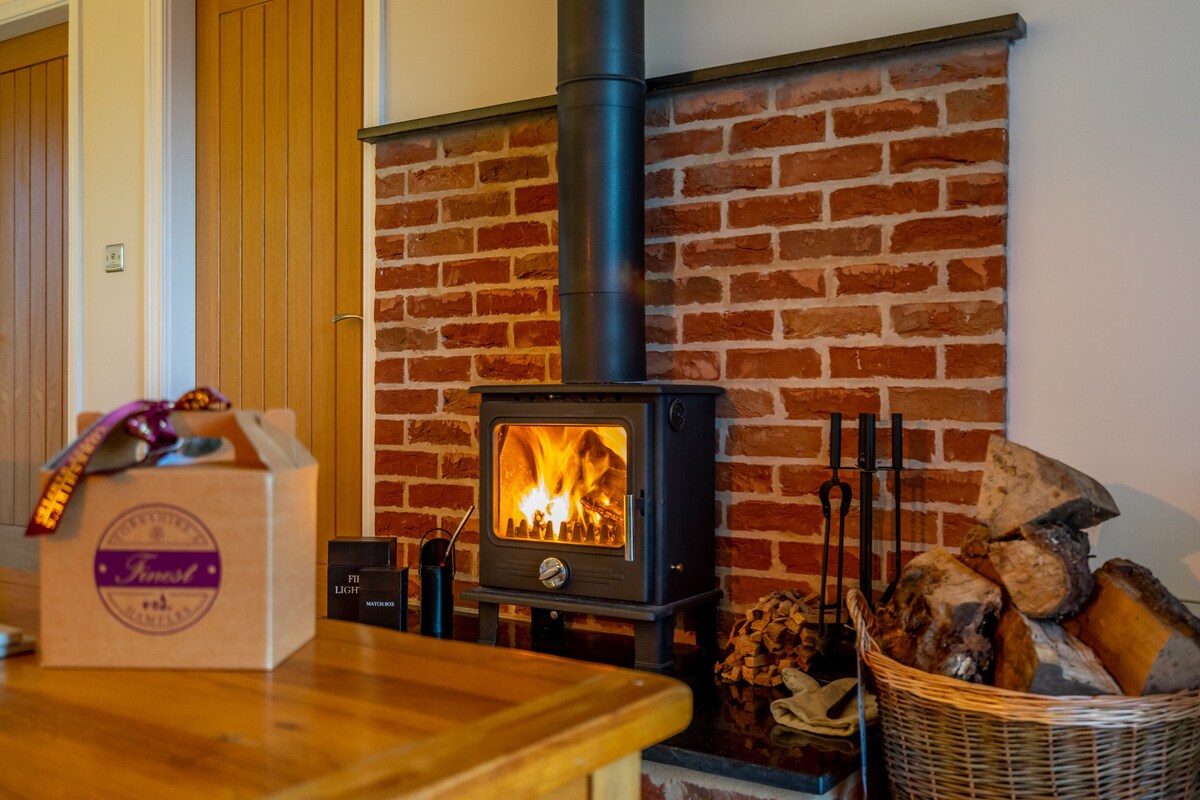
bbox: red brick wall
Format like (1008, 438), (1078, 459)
(372, 40), (1009, 625)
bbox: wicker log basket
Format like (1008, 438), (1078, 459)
(847, 588), (1200, 799)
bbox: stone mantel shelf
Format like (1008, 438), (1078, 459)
(358, 13), (1025, 144)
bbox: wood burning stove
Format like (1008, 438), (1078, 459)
(461, 0), (721, 671)
(465, 384), (721, 670)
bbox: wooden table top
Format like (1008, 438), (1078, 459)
(0, 577), (691, 798)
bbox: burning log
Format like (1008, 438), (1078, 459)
(497, 423), (630, 546)
(1064, 559), (1200, 695)
(976, 435), (1119, 540)
(581, 497), (621, 524)
(876, 548), (1002, 683)
(715, 590), (818, 687)
(993, 608), (1120, 695)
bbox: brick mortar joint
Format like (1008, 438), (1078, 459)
(644, 113), (1009, 153)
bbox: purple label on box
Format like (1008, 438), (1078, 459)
(95, 552), (222, 588)
(93, 504), (221, 636)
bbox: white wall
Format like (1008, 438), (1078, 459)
(77, 0), (146, 411)
(77, 0), (197, 410)
(385, 0), (1200, 606)
(384, 0), (556, 119)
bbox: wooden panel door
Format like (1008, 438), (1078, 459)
(0, 24), (67, 573)
(196, 0), (363, 584)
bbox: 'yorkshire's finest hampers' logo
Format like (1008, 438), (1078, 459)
(94, 504), (221, 635)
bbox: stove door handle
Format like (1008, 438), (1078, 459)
(624, 494), (636, 562)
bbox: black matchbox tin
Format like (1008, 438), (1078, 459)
(327, 536), (397, 622)
(358, 567), (409, 631)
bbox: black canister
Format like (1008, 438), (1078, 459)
(358, 567), (409, 631)
(419, 534), (454, 638)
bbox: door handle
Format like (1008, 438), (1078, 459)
(624, 494), (635, 562)
(331, 313), (363, 324)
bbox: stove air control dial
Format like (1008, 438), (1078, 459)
(538, 557), (569, 589)
(669, 399), (687, 431)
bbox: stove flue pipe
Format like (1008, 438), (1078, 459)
(557, 0), (646, 383)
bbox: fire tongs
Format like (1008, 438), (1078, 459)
(818, 413), (852, 639)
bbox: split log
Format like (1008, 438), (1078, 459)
(1065, 559), (1200, 695)
(876, 548), (1002, 683)
(993, 609), (1120, 695)
(976, 435), (1119, 540)
(716, 590), (817, 687)
(958, 523), (1004, 585)
(987, 521), (1093, 620)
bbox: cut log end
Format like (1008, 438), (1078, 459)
(994, 609), (1120, 695)
(976, 435), (1119, 539)
(1066, 559), (1200, 695)
(988, 521), (1093, 620)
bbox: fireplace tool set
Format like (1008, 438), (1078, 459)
(817, 412), (906, 644)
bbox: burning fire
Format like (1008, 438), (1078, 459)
(495, 424), (627, 546)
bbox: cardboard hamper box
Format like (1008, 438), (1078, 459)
(38, 408), (317, 669)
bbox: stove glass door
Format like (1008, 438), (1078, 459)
(492, 423), (627, 549)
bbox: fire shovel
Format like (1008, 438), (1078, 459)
(818, 413), (852, 640)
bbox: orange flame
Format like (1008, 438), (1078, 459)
(495, 424), (627, 545)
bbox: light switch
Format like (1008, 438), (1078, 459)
(104, 243), (124, 273)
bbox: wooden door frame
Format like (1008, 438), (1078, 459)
(144, 0), (198, 401)
(360, 0), (382, 534)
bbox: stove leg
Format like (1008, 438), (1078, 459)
(693, 601), (719, 664)
(531, 607), (566, 654)
(634, 616), (675, 673)
(477, 601), (499, 646)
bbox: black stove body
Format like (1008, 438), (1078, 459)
(474, 383), (718, 605)
(466, 383), (721, 671)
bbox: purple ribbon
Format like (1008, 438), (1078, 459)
(26, 388), (230, 537)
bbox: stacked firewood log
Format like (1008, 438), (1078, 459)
(715, 590), (818, 687)
(876, 435), (1200, 696)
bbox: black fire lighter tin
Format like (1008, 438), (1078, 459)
(327, 536), (397, 622)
